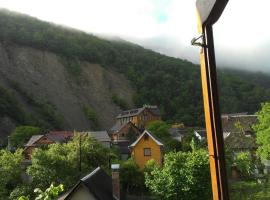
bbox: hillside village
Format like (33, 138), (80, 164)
(18, 106), (261, 170)
(4, 103), (268, 199)
(0, 8), (270, 200)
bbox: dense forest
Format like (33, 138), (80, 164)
(1, 9), (270, 127)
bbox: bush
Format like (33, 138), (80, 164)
(235, 152), (254, 179)
(111, 93), (129, 110)
(145, 149), (211, 200)
(83, 106), (99, 130)
(10, 126), (42, 148)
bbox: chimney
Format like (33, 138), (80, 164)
(111, 164), (120, 200)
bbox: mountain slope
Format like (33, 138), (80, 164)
(0, 9), (270, 139)
(0, 43), (134, 138)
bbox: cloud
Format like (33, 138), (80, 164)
(0, 0), (269, 72)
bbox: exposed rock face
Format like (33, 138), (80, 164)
(0, 42), (134, 133)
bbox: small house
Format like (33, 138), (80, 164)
(129, 130), (164, 168)
(23, 131), (73, 160)
(110, 121), (141, 142)
(59, 167), (122, 200)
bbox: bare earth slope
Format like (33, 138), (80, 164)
(0, 42), (134, 135)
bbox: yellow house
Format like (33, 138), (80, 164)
(129, 130), (164, 168)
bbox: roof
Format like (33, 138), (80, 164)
(221, 114), (257, 133)
(129, 129), (163, 147)
(224, 132), (257, 150)
(24, 135), (44, 146)
(110, 121), (127, 133)
(110, 121), (141, 135)
(62, 167), (117, 200)
(80, 131), (111, 142)
(194, 130), (207, 138)
(116, 105), (160, 119)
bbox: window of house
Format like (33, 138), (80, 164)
(144, 148), (151, 156)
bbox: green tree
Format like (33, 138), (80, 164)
(147, 121), (181, 152)
(10, 126), (42, 148)
(253, 102), (270, 160)
(0, 149), (23, 199)
(235, 152), (254, 179)
(145, 149), (211, 200)
(146, 120), (170, 139)
(111, 93), (129, 110)
(120, 159), (145, 194)
(83, 106), (99, 130)
(27, 134), (112, 190)
(18, 183), (64, 200)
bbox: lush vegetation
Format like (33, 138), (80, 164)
(120, 159), (145, 194)
(10, 126), (43, 148)
(18, 184), (64, 200)
(111, 93), (129, 110)
(1, 135), (115, 199)
(83, 105), (99, 130)
(28, 134), (112, 190)
(145, 148), (211, 200)
(253, 102), (270, 160)
(1, 10), (270, 127)
(0, 85), (27, 124)
(0, 149), (23, 199)
(229, 180), (270, 200)
(235, 152), (254, 179)
(146, 120), (181, 152)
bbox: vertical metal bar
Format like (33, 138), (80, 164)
(200, 25), (229, 200)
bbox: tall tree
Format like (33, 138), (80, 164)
(10, 126), (42, 148)
(145, 149), (211, 200)
(253, 102), (270, 161)
(27, 134), (113, 190)
(0, 149), (23, 199)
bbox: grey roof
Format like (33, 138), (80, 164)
(116, 105), (160, 119)
(25, 135), (44, 146)
(62, 167), (119, 200)
(224, 132), (257, 150)
(82, 131), (111, 142)
(110, 121), (126, 133)
(116, 107), (144, 119)
(221, 114), (257, 133)
(110, 121), (141, 135)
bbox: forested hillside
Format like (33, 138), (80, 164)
(0, 9), (270, 133)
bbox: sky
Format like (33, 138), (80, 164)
(0, 0), (269, 72)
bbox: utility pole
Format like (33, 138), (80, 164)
(193, 0), (229, 199)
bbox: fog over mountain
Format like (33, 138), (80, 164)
(0, 0), (269, 73)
